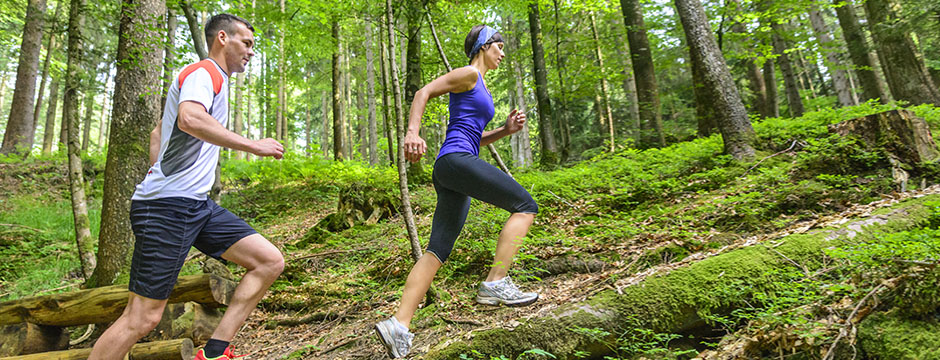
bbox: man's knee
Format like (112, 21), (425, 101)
(122, 305), (164, 337)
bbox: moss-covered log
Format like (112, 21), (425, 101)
(0, 338), (193, 360)
(0, 322), (68, 356)
(858, 310), (940, 359)
(424, 195), (939, 359)
(0, 274), (234, 327)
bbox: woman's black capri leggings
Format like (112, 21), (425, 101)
(426, 152), (539, 263)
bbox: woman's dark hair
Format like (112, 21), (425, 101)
(464, 25), (504, 61)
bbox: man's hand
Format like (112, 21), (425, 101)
(252, 138), (285, 159)
(403, 132), (426, 163)
(505, 109), (527, 134)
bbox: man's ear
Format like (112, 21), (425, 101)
(217, 30), (228, 47)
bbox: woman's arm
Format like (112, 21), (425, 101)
(480, 109), (527, 147)
(404, 67), (479, 162)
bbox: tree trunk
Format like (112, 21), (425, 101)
(379, 29), (395, 166)
(763, 58), (780, 117)
(1, 0), (46, 155)
(275, 0), (285, 142)
(507, 17), (533, 168)
(770, 24), (805, 117)
(690, 45), (715, 137)
(332, 20), (345, 161)
(356, 82), (366, 160)
(590, 13), (615, 152)
(344, 47), (353, 160)
(179, 0), (207, 60)
(404, 4), (425, 179)
(833, 0), (888, 103)
(0, 339), (193, 360)
(63, 0), (94, 280)
(320, 90), (329, 158)
(234, 72), (245, 160)
(864, 0), (940, 106)
(97, 67), (112, 150)
(162, 9), (177, 110)
(385, 0), (423, 262)
(86, 0), (163, 289)
(366, 21), (378, 165)
(620, 0), (664, 148)
(41, 79), (60, 154)
(528, 3), (560, 166)
(80, 90), (93, 151)
(727, 0), (768, 118)
(552, 0), (570, 162)
(676, 0), (756, 160)
(612, 16), (641, 144)
(33, 2), (62, 152)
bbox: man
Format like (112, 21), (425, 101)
(89, 14), (284, 360)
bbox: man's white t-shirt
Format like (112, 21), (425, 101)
(132, 59), (229, 201)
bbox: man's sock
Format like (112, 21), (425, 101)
(203, 338), (230, 358)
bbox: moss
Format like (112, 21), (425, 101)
(858, 310), (940, 360)
(425, 195), (940, 360)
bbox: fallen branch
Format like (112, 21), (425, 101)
(0, 223), (46, 233)
(69, 324), (95, 346)
(289, 249), (362, 262)
(742, 140), (801, 177)
(546, 190), (578, 210)
(760, 243), (809, 276)
(822, 284), (885, 360)
(317, 335), (362, 356)
(265, 311), (344, 329)
(442, 317), (484, 327)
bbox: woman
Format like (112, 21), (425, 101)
(374, 25), (540, 359)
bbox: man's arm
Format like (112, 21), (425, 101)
(177, 101), (284, 158)
(149, 120), (161, 166)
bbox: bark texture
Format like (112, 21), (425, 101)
(864, 0), (940, 106)
(833, 0), (887, 103)
(332, 20), (345, 160)
(590, 13), (615, 151)
(88, 0), (164, 288)
(385, 0), (423, 262)
(763, 58), (780, 117)
(676, 0), (755, 160)
(528, 3), (560, 166)
(32, 2), (61, 152)
(180, 0), (207, 60)
(507, 17), (533, 168)
(40, 79), (60, 154)
(366, 20), (378, 165)
(770, 24), (805, 117)
(63, 0), (94, 280)
(620, 0), (664, 148)
(1, 0), (46, 155)
(809, 8), (856, 107)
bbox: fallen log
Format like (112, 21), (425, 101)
(424, 195), (939, 359)
(0, 322), (68, 356)
(0, 274), (235, 327)
(0, 338), (193, 360)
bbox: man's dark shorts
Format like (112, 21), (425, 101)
(128, 197), (257, 300)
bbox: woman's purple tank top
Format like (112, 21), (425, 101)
(437, 70), (495, 159)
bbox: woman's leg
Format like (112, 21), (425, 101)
(435, 153), (539, 281)
(394, 164), (471, 328)
(394, 253), (441, 328)
(487, 212), (535, 281)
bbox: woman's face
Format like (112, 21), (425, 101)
(483, 42), (505, 70)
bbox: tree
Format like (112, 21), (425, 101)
(727, 0), (769, 118)
(275, 0), (285, 142)
(675, 0), (756, 160)
(63, 0), (95, 280)
(234, 71), (246, 160)
(1, 0), (46, 155)
(379, 25), (394, 166)
(180, 0), (207, 60)
(832, 0), (887, 103)
(809, 6), (856, 107)
(506, 16), (533, 168)
(385, 0), (422, 262)
(332, 19), (345, 160)
(366, 20), (378, 165)
(33, 1), (62, 153)
(770, 21), (805, 117)
(41, 78), (60, 154)
(763, 58), (780, 117)
(528, 2), (559, 166)
(88, 0), (164, 288)
(864, 0), (940, 106)
(620, 0), (664, 147)
(590, 13), (615, 152)
(162, 8), (178, 110)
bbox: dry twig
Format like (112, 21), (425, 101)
(822, 284), (885, 360)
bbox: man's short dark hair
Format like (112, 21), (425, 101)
(205, 14), (254, 51)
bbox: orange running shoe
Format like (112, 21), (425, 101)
(193, 345), (247, 360)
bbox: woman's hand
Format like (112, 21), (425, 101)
(403, 132), (427, 163)
(505, 109), (527, 134)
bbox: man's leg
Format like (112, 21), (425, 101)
(209, 233), (284, 341)
(88, 293), (168, 360)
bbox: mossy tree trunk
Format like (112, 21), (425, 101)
(0, 0), (46, 155)
(529, 2), (560, 166)
(864, 0), (940, 107)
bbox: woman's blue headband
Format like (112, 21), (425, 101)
(469, 26), (498, 59)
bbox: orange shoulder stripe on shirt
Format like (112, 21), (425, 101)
(177, 59), (223, 95)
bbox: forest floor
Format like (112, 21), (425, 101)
(2, 102), (940, 359)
